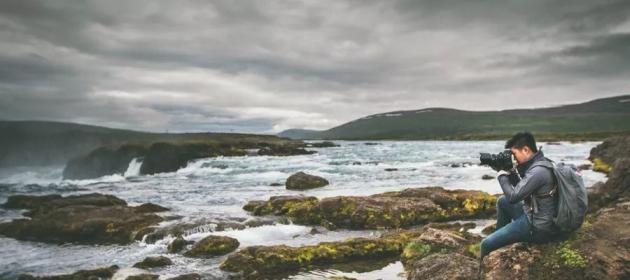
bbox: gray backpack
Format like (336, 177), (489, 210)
(533, 159), (588, 233)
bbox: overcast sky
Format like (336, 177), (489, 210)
(0, 1), (628, 134)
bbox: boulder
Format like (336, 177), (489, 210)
(133, 256), (173, 269)
(307, 141), (339, 148)
(589, 136), (630, 169)
(17, 265), (119, 280)
(220, 225), (478, 279)
(168, 236), (193, 253)
(184, 235), (240, 258)
(243, 187), (497, 230)
(0, 193), (165, 245)
(285, 172), (329, 190)
(258, 145), (316, 156)
(165, 274), (202, 280)
(408, 253), (478, 280)
(125, 274), (159, 280)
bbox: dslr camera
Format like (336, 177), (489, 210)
(479, 149), (514, 171)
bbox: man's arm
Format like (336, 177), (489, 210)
(498, 166), (550, 203)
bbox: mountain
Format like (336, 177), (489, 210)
(0, 121), (299, 167)
(279, 95), (630, 140)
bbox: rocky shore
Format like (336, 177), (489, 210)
(6, 136), (629, 279)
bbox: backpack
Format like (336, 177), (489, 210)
(532, 159), (588, 233)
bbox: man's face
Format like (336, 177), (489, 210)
(510, 146), (533, 165)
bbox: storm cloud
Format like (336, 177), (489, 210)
(0, 0), (628, 133)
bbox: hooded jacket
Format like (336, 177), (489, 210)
(497, 150), (558, 235)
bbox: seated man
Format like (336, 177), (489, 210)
(479, 132), (562, 263)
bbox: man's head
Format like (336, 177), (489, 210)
(505, 132), (538, 165)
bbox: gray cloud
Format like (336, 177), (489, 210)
(0, 0), (628, 133)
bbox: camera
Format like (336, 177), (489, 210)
(479, 149), (514, 171)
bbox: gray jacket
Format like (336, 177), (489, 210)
(497, 150), (558, 234)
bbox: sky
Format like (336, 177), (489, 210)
(0, 1), (628, 134)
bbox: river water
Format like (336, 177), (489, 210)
(0, 141), (606, 279)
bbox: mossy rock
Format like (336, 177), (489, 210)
(185, 235), (240, 258)
(285, 172), (329, 190)
(243, 186), (497, 230)
(0, 194), (165, 245)
(220, 236), (408, 277)
(133, 255), (172, 269)
(168, 236), (193, 253)
(220, 225), (476, 278)
(125, 274), (159, 280)
(17, 265), (119, 280)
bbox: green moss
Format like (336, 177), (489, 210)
(404, 242), (431, 258)
(592, 158), (612, 174)
(556, 242), (588, 268)
(467, 243), (481, 258)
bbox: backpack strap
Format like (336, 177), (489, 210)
(530, 158), (557, 199)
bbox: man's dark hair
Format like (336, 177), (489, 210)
(505, 131), (538, 152)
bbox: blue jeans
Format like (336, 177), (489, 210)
(480, 195), (533, 258)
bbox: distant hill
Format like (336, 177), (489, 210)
(279, 95), (630, 140)
(0, 121), (299, 167)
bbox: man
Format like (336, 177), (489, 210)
(479, 132), (561, 261)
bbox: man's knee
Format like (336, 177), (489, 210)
(497, 195), (508, 209)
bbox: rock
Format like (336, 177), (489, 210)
(215, 221), (246, 231)
(165, 274), (202, 280)
(588, 158), (630, 210)
(578, 163), (592, 170)
(220, 231), (414, 277)
(134, 202), (170, 213)
(258, 145), (316, 156)
(140, 142), (246, 175)
(400, 227), (478, 268)
(3, 193), (127, 217)
(482, 174), (495, 180)
(185, 235), (240, 258)
(243, 218), (276, 228)
(285, 172), (329, 190)
(62, 145), (146, 180)
(384, 168), (398, 172)
(481, 223), (496, 235)
(125, 274), (159, 280)
(133, 255), (173, 269)
(307, 141), (339, 147)
(0, 193), (165, 245)
(589, 136), (630, 169)
(243, 187), (497, 230)
(408, 253), (478, 280)
(168, 236), (192, 253)
(220, 225), (477, 279)
(17, 265), (119, 280)
(269, 182), (283, 186)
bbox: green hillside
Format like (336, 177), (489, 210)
(280, 95), (630, 140)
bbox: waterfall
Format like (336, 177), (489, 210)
(124, 157), (143, 177)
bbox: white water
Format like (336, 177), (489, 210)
(0, 141), (607, 279)
(124, 158), (143, 178)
